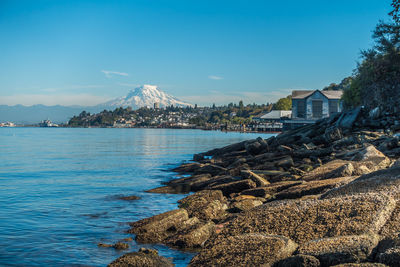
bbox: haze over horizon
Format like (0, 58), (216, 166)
(0, 0), (392, 106)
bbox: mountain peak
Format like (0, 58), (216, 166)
(141, 84), (158, 91)
(102, 85), (192, 109)
(127, 84), (162, 98)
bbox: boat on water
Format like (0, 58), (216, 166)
(39, 119), (58, 127)
(0, 122), (16, 127)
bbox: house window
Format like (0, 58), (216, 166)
(329, 100), (339, 116)
(297, 100), (306, 118)
(312, 100), (323, 118)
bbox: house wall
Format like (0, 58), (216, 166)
(292, 99), (306, 118)
(305, 91), (329, 119)
(292, 99), (299, 118)
(292, 91), (343, 119)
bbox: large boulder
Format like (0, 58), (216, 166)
(128, 209), (189, 243)
(380, 203), (400, 239)
(227, 157), (247, 169)
(324, 126), (343, 142)
(250, 170), (291, 180)
(165, 221), (215, 249)
(292, 147), (334, 159)
(273, 254), (320, 267)
(322, 167), (400, 199)
(209, 179), (256, 196)
(350, 144), (391, 171)
(193, 153), (204, 161)
(274, 156), (295, 169)
(146, 185), (190, 194)
(108, 248), (174, 267)
(204, 140), (253, 157)
(274, 123), (316, 147)
(302, 160), (355, 181)
(167, 174), (211, 187)
(178, 190), (228, 221)
(336, 107), (362, 129)
(172, 162), (202, 173)
(240, 181), (303, 198)
(119, 195), (141, 201)
(376, 246), (400, 267)
(245, 140), (264, 155)
(112, 242), (130, 250)
(232, 198), (263, 212)
(193, 164), (228, 176)
(298, 234), (380, 266)
(190, 175), (239, 192)
(219, 194), (395, 245)
(274, 176), (357, 200)
(240, 170), (270, 187)
(331, 163), (355, 177)
(189, 234), (297, 267)
(99, 242), (129, 250)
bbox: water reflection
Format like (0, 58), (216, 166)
(0, 128), (274, 266)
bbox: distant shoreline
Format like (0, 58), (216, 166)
(1, 125), (281, 134)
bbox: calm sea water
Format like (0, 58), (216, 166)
(0, 128), (273, 267)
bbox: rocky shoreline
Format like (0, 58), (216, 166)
(108, 107), (400, 266)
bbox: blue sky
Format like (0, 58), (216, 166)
(0, 0), (393, 106)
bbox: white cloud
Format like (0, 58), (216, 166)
(0, 94), (112, 106)
(101, 70), (129, 78)
(180, 89), (295, 106)
(208, 75), (223, 80)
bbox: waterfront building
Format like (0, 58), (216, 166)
(291, 90), (343, 119)
(252, 110), (292, 132)
(282, 90), (343, 130)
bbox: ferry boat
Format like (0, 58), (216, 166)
(39, 119), (58, 127)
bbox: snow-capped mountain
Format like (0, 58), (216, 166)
(100, 85), (192, 109)
(0, 85), (192, 124)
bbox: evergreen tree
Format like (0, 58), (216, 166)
(239, 100), (244, 110)
(390, 0), (400, 22)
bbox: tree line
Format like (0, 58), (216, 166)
(341, 0), (400, 111)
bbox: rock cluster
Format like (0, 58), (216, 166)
(108, 248), (174, 267)
(110, 107), (400, 266)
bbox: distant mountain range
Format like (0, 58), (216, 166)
(0, 85), (192, 124)
(0, 104), (98, 125)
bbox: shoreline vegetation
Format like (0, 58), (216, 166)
(66, 104), (275, 128)
(106, 106), (400, 266)
(63, 100), (291, 133)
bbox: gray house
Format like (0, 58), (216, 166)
(291, 90), (343, 120)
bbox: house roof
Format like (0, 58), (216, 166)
(292, 90), (315, 99)
(320, 90), (343, 99)
(292, 90), (343, 100)
(259, 110), (292, 119)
